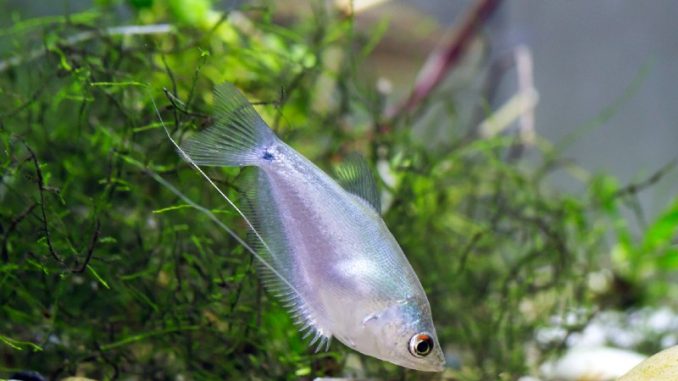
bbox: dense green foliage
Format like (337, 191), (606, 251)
(1, 1), (676, 380)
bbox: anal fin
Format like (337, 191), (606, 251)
(243, 170), (332, 351)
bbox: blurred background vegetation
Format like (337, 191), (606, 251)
(1, 0), (677, 380)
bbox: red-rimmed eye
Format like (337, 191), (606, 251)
(408, 332), (434, 357)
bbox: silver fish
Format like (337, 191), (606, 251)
(178, 83), (445, 372)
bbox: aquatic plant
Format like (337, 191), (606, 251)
(1, 1), (675, 380)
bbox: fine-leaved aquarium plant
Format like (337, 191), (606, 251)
(1, 1), (676, 380)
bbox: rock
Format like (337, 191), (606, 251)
(617, 345), (678, 381)
(540, 346), (646, 381)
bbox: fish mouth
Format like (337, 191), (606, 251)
(401, 360), (445, 373)
(422, 357), (446, 372)
(390, 351), (446, 372)
(420, 349), (446, 372)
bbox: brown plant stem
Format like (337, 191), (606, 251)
(384, 0), (503, 123)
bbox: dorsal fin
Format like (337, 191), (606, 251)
(335, 155), (381, 213)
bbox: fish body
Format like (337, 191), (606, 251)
(181, 83), (444, 371)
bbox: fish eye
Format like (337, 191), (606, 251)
(408, 332), (434, 357)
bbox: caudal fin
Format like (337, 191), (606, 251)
(181, 83), (277, 167)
